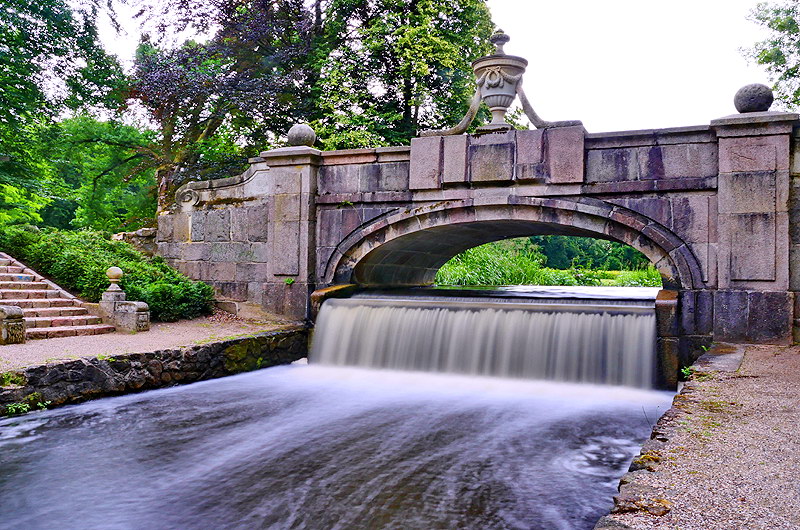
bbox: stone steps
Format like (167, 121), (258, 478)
(1, 298), (78, 308)
(0, 281), (49, 290)
(26, 324), (116, 340)
(0, 289), (60, 300)
(0, 252), (116, 340)
(24, 315), (104, 328)
(23, 307), (88, 318)
(0, 273), (35, 282)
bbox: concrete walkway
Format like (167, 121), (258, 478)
(0, 312), (302, 371)
(602, 344), (800, 529)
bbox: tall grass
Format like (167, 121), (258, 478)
(435, 239), (662, 287)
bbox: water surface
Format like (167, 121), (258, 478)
(0, 365), (672, 529)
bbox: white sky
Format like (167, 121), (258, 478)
(489, 0), (771, 132)
(98, 0), (773, 134)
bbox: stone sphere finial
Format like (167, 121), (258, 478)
(734, 84), (774, 113)
(490, 29), (510, 55)
(106, 266), (123, 291)
(287, 123), (316, 147)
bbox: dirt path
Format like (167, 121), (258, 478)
(603, 345), (800, 529)
(0, 313), (302, 371)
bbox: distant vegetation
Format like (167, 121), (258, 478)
(435, 237), (662, 287)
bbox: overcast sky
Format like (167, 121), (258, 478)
(488, 0), (771, 132)
(99, 0), (773, 133)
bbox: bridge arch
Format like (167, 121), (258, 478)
(325, 197), (703, 291)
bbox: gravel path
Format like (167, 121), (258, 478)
(604, 344), (800, 529)
(0, 313), (301, 371)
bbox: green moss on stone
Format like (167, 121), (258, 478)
(222, 338), (265, 373)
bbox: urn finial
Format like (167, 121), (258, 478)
(490, 29), (510, 55)
(419, 32), (582, 136)
(106, 266), (123, 291)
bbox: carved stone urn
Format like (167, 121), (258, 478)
(419, 30), (581, 137)
(472, 31), (527, 132)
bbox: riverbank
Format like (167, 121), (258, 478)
(597, 344), (800, 529)
(0, 314), (308, 414)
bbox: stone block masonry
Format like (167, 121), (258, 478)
(0, 328), (308, 414)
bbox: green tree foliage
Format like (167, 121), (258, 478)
(530, 235), (651, 270)
(750, 1), (800, 107)
(128, 0), (315, 208)
(435, 237), (660, 287)
(311, 0), (494, 149)
(0, 0), (124, 223)
(37, 116), (157, 232)
(129, 0), (495, 204)
(435, 239), (587, 286)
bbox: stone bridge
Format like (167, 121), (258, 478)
(157, 104), (800, 380)
(154, 32), (800, 385)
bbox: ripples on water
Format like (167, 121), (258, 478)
(0, 365), (672, 529)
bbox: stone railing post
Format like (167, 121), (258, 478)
(711, 84), (798, 343)
(99, 267), (150, 332)
(0, 305), (25, 345)
(257, 125), (321, 320)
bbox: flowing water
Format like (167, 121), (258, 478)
(0, 286), (672, 529)
(313, 288), (659, 388)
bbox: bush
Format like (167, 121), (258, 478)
(0, 226), (214, 321)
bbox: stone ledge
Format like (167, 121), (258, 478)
(0, 328), (308, 415)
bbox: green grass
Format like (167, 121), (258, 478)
(435, 239), (663, 288)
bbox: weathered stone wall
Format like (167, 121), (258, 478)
(0, 328), (307, 414)
(112, 227), (158, 256)
(156, 167), (274, 305)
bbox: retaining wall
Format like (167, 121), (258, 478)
(0, 328), (308, 414)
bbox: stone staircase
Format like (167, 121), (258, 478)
(0, 252), (115, 340)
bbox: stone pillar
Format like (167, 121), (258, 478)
(257, 145), (321, 320)
(712, 109), (798, 343)
(654, 290), (679, 388)
(0, 305), (25, 345)
(99, 267), (151, 332)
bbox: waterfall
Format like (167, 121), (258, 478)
(311, 295), (657, 388)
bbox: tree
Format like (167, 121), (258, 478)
(530, 236), (651, 271)
(129, 0), (495, 206)
(311, 0), (494, 148)
(37, 116), (158, 232)
(750, 1), (800, 108)
(0, 0), (124, 223)
(128, 0), (315, 209)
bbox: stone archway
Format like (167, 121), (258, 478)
(322, 197), (704, 389)
(326, 197), (702, 291)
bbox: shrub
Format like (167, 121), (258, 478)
(0, 226), (214, 321)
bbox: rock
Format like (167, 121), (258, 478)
(612, 493), (672, 516)
(734, 84), (774, 113)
